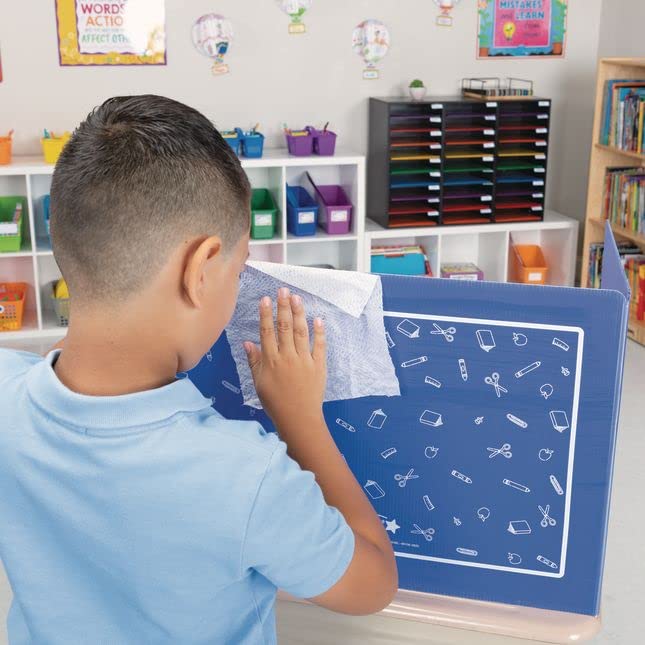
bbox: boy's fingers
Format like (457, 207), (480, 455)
(244, 342), (262, 372)
(290, 294), (310, 356)
(258, 297), (278, 358)
(276, 287), (295, 353)
(312, 317), (326, 366)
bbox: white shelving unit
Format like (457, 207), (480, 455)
(0, 150), (366, 341)
(363, 211), (579, 286)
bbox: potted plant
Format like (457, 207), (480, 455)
(409, 79), (427, 101)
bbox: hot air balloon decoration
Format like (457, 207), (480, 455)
(275, 0), (312, 34)
(192, 14), (233, 75)
(352, 19), (390, 80)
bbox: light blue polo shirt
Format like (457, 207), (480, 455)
(0, 349), (354, 645)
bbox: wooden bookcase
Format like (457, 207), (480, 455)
(581, 57), (645, 346)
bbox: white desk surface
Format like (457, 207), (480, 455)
(2, 342), (644, 644)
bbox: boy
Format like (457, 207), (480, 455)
(0, 96), (397, 644)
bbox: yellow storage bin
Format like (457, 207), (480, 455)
(41, 132), (71, 164)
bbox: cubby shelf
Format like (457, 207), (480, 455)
(0, 151), (366, 341)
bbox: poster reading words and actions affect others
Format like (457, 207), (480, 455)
(56, 0), (166, 66)
(477, 0), (567, 58)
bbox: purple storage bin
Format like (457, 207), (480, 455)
(286, 131), (314, 156)
(306, 126), (337, 156)
(305, 172), (352, 235)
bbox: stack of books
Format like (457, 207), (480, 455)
(602, 167), (645, 236)
(600, 80), (645, 153)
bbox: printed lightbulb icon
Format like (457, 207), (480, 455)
(477, 507), (490, 522)
(503, 21), (516, 40)
(540, 383), (554, 399)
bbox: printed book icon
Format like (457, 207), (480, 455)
(364, 480), (385, 500)
(508, 520), (532, 535)
(476, 329), (496, 352)
(549, 410), (570, 433)
(420, 409), (443, 427)
(397, 318), (421, 338)
(367, 408), (387, 429)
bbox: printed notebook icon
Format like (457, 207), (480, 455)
(419, 410), (443, 427)
(549, 410), (570, 433)
(508, 520), (532, 535)
(397, 318), (421, 338)
(476, 329), (496, 352)
(363, 480), (385, 500)
(368, 408), (387, 429)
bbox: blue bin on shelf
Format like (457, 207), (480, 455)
(43, 194), (51, 241)
(286, 185), (319, 236)
(238, 128), (265, 158)
(221, 130), (241, 154)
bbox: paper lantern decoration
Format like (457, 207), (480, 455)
(434, 0), (462, 27)
(192, 14), (233, 75)
(352, 19), (390, 80)
(275, 0), (312, 34)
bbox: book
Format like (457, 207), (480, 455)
(602, 167), (645, 236)
(600, 81), (645, 151)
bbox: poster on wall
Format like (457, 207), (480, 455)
(477, 0), (567, 58)
(55, 0), (166, 66)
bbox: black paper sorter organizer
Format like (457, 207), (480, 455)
(368, 97), (551, 229)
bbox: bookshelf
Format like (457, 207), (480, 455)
(0, 151), (366, 342)
(581, 57), (645, 346)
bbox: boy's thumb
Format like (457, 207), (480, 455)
(244, 342), (261, 372)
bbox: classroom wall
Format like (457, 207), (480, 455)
(0, 1), (604, 225)
(598, 0), (645, 58)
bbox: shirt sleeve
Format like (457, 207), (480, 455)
(241, 436), (355, 599)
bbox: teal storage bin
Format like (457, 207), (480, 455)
(251, 189), (277, 239)
(371, 245), (428, 276)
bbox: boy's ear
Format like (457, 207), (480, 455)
(182, 235), (223, 308)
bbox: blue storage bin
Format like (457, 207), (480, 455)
(43, 194), (51, 241)
(238, 128), (264, 158)
(371, 245), (429, 276)
(221, 130), (241, 154)
(286, 185), (319, 236)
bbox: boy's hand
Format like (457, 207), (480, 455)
(244, 287), (326, 426)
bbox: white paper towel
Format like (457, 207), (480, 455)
(226, 261), (401, 409)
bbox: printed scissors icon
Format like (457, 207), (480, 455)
(487, 443), (512, 459)
(394, 468), (419, 488)
(431, 323), (456, 342)
(411, 524), (435, 542)
(485, 372), (508, 397)
(539, 505), (556, 527)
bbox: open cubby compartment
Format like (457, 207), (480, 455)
(37, 254), (64, 332)
(369, 233), (439, 277)
(0, 175), (31, 254)
(0, 256), (38, 333)
(248, 242), (284, 264)
(440, 230), (508, 282)
(29, 174), (54, 252)
(244, 166), (284, 241)
(286, 238), (358, 271)
(507, 226), (576, 286)
(286, 165), (359, 238)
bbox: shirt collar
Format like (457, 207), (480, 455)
(25, 350), (212, 431)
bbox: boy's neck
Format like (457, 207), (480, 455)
(53, 312), (181, 397)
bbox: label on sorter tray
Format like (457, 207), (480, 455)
(486, 102), (498, 108)
(480, 195), (492, 202)
(533, 180), (545, 186)
(480, 208), (492, 214)
(535, 153), (546, 159)
(431, 130), (442, 137)
(429, 171), (441, 177)
(431, 103), (444, 109)
(429, 116), (442, 123)
(485, 115), (497, 121)
(536, 141), (547, 146)
(534, 168), (545, 173)
(483, 142), (495, 148)
(429, 158), (441, 164)
(483, 156), (494, 162)
(536, 127), (548, 134)
(331, 210), (348, 223)
(539, 101), (550, 107)
(484, 129), (496, 136)
(429, 143), (442, 149)
(532, 193), (544, 198)
(298, 211), (315, 224)
(254, 214), (273, 226)
(427, 211), (439, 216)
(538, 114), (548, 119)
(427, 197), (440, 203)
(531, 206), (543, 211)
(428, 185), (440, 191)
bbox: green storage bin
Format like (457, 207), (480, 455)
(251, 189), (277, 240)
(0, 196), (26, 253)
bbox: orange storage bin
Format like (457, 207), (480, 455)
(0, 282), (27, 331)
(510, 244), (548, 285)
(0, 136), (12, 165)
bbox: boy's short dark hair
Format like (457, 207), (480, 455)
(50, 94), (251, 298)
